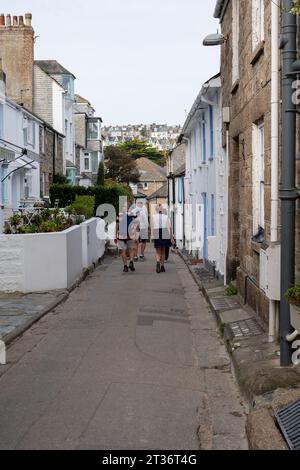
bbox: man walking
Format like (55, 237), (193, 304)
(115, 203), (139, 273)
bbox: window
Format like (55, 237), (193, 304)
(23, 116), (35, 147)
(211, 194), (215, 236)
(209, 105), (214, 160)
(252, 122), (265, 234)
(91, 151), (99, 174)
(232, 0), (239, 84)
(87, 119), (99, 140)
(143, 183), (148, 190)
(63, 75), (74, 101)
(201, 116), (206, 163)
(0, 103), (3, 138)
(84, 156), (90, 171)
(252, 0), (264, 50)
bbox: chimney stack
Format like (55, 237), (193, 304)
(13, 16), (18, 26)
(6, 14), (11, 27)
(0, 14), (5, 26)
(25, 13), (32, 27)
(18, 16), (24, 27)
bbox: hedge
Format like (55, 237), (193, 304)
(49, 183), (133, 216)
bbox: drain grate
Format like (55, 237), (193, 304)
(227, 318), (263, 339)
(211, 296), (240, 311)
(275, 399), (300, 450)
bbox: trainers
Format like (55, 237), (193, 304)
(123, 265), (129, 273)
(139, 256), (145, 261)
(156, 262), (161, 274)
(133, 257), (138, 262)
(129, 261), (136, 272)
(160, 265), (166, 273)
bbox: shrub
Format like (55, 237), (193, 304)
(225, 284), (238, 297)
(97, 162), (105, 187)
(50, 183), (133, 216)
(285, 283), (300, 308)
(66, 196), (95, 220)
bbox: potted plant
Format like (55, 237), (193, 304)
(285, 283), (300, 334)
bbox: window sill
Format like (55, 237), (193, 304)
(251, 240), (262, 254)
(250, 40), (265, 66)
(231, 79), (239, 95)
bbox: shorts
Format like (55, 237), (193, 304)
(139, 238), (148, 244)
(117, 239), (137, 251)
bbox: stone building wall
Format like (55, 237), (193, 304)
(220, 0), (272, 322)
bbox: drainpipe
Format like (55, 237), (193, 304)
(224, 125), (229, 287)
(279, 0), (297, 366)
(269, 0), (280, 343)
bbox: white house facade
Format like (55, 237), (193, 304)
(0, 72), (41, 230)
(182, 74), (227, 279)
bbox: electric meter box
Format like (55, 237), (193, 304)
(259, 243), (281, 301)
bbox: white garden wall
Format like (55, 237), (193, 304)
(0, 225), (83, 293)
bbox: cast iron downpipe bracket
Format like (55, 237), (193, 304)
(279, 186), (300, 201)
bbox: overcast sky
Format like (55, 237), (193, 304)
(2, 0), (220, 126)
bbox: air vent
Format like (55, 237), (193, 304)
(275, 399), (300, 450)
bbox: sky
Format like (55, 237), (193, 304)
(2, 0), (220, 126)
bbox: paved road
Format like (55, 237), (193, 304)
(0, 249), (248, 450)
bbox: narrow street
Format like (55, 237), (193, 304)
(0, 249), (247, 450)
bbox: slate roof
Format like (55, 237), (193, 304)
(34, 60), (76, 78)
(75, 94), (91, 105)
(147, 183), (168, 200)
(136, 157), (167, 183)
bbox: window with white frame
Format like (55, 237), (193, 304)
(84, 153), (90, 172)
(232, 0), (239, 84)
(252, 0), (264, 51)
(91, 151), (99, 174)
(87, 119), (99, 140)
(23, 116), (35, 147)
(252, 121), (265, 234)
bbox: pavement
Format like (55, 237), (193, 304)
(180, 252), (300, 450)
(0, 247), (247, 450)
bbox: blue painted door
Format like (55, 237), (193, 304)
(203, 192), (207, 260)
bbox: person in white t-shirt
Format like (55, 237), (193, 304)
(152, 204), (175, 273)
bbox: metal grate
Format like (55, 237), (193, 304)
(211, 296), (240, 311)
(275, 399), (300, 450)
(227, 318), (263, 339)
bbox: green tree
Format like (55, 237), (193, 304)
(118, 139), (166, 167)
(104, 146), (140, 184)
(97, 161), (105, 187)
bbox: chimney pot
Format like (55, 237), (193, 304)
(13, 16), (18, 26)
(25, 13), (32, 27)
(18, 16), (24, 27)
(0, 14), (5, 26)
(6, 14), (11, 27)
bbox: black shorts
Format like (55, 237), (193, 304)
(139, 238), (147, 244)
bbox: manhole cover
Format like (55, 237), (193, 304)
(211, 297), (240, 311)
(275, 399), (300, 450)
(227, 318), (263, 339)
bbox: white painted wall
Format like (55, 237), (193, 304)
(0, 95), (41, 214)
(52, 81), (64, 135)
(82, 218), (99, 268)
(182, 77), (225, 276)
(0, 226), (83, 293)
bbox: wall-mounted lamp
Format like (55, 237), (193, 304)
(203, 33), (227, 47)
